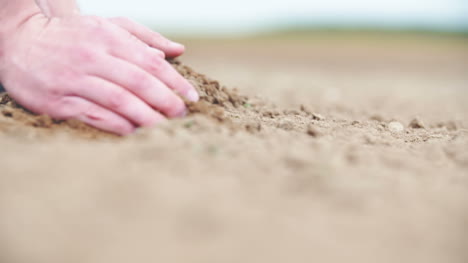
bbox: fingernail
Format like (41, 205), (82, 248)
(170, 42), (185, 50)
(186, 89), (199, 102)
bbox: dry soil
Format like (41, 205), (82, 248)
(0, 33), (467, 263)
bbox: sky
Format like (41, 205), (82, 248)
(78, 0), (468, 34)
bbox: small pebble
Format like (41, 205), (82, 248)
(306, 126), (321, 137)
(312, 113), (325, 121)
(388, 121), (404, 133)
(300, 105), (311, 114)
(409, 118), (425, 129)
(370, 115), (384, 122)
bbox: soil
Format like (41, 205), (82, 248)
(0, 35), (467, 263)
(0, 59), (317, 137)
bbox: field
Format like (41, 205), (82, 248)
(1, 32), (468, 263)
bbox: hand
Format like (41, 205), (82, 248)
(107, 17), (186, 59)
(0, 14), (199, 135)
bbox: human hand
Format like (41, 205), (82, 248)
(0, 13), (198, 135)
(107, 17), (186, 59)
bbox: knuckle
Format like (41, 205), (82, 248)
(107, 90), (129, 110)
(87, 17), (116, 41)
(74, 47), (98, 63)
(115, 16), (132, 26)
(101, 33), (118, 46)
(57, 69), (80, 86)
(89, 16), (107, 28)
(128, 71), (150, 91)
(147, 56), (165, 72)
(48, 97), (80, 119)
(151, 48), (165, 58)
(46, 84), (65, 99)
(85, 16), (105, 32)
(83, 106), (102, 120)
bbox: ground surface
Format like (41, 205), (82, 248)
(1, 33), (467, 263)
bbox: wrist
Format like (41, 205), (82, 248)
(0, 1), (41, 51)
(0, 1), (41, 34)
(0, 1), (42, 80)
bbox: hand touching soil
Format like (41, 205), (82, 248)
(0, 12), (199, 135)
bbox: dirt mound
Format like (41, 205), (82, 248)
(0, 59), (324, 138)
(0, 59), (250, 136)
(172, 59), (248, 126)
(0, 59), (245, 138)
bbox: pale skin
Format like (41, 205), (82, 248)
(0, 0), (199, 135)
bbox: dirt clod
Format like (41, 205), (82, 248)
(388, 121), (405, 133)
(311, 112), (325, 121)
(409, 118), (425, 129)
(306, 125), (321, 137)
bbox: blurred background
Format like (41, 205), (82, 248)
(78, 0), (468, 35)
(77, 0), (468, 120)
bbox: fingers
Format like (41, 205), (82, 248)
(73, 76), (167, 126)
(87, 55), (188, 118)
(102, 18), (199, 103)
(108, 17), (185, 58)
(107, 43), (199, 103)
(50, 96), (136, 135)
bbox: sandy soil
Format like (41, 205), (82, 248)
(1, 33), (467, 263)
